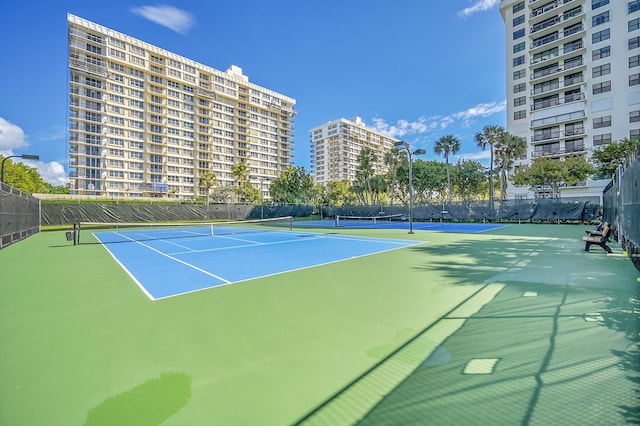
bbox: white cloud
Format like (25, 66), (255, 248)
(370, 100), (506, 138)
(36, 161), (68, 186)
(459, 0), (501, 18)
(451, 100), (507, 126)
(131, 5), (195, 34)
(0, 117), (28, 155)
(0, 117), (68, 186)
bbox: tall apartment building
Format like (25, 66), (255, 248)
(500, 0), (640, 199)
(67, 14), (295, 199)
(310, 117), (399, 185)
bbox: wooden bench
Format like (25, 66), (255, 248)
(585, 221), (608, 237)
(583, 222), (612, 253)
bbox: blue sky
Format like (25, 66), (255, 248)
(0, 0), (505, 186)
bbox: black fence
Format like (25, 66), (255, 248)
(603, 142), (640, 271)
(318, 197), (601, 223)
(0, 182), (40, 250)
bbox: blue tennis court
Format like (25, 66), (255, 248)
(93, 226), (423, 300)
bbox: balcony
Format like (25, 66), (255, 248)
(530, 23), (584, 52)
(531, 92), (584, 111)
(531, 75), (583, 95)
(530, 0), (577, 21)
(69, 58), (108, 77)
(531, 128), (584, 142)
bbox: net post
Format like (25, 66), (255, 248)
(335, 215), (340, 227)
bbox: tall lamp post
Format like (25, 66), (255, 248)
(394, 141), (426, 234)
(1, 154), (40, 183)
(251, 175), (269, 219)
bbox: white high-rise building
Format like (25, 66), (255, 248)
(67, 14), (295, 199)
(310, 117), (399, 185)
(500, 0), (640, 199)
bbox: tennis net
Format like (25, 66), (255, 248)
(335, 214), (404, 227)
(75, 216), (293, 244)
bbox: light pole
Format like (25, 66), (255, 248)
(251, 175), (269, 219)
(394, 141), (426, 234)
(1, 154), (40, 183)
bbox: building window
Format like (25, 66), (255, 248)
(513, 55), (525, 66)
(514, 96), (526, 107)
(514, 110), (526, 120)
(630, 73), (640, 86)
(631, 55), (640, 68)
(513, 42), (525, 53)
(631, 1), (640, 13)
(592, 63), (611, 77)
(592, 11), (610, 27)
(513, 2), (524, 13)
(631, 129), (640, 138)
(630, 36), (640, 50)
(592, 29), (610, 43)
(593, 46), (610, 60)
(513, 15), (525, 26)
(630, 18), (640, 32)
(593, 133), (612, 146)
(514, 83), (526, 93)
(592, 0), (609, 9)
(514, 69), (526, 80)
(593, 116), (611, 128)
(513, 28), (525, 40)
(630, 110), (640, 122)
(593, 81), (611, 94)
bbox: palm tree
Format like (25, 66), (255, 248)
(355, 147), (377, 205)
(494, 132), (527, 200)
(199, 170), (218, 206)
(434, 135), (461, 202)
(384, 148), (405, 206)
(475, 125), (504, 207)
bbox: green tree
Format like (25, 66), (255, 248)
(42, 182), (70, 194)
(434, 135), (461, 202)
(199, 171), (218, 205)
(269, 165), (314, 204)
(398, 159), (448, 203)
(354, 147), (378, 205)
(324, 179), (357, 206)
(513, 155), (594, 197)
(494, 132), (527, 200)
(475, 125), (504, 206)
(383, 148), (405, 206)
(369, 175), (387, 205)
(0, 156), (47, 194)
(453, 159), (487, 201)
(591, 137), (638, 178)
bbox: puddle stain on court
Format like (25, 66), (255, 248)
(84, 372), (191, 426)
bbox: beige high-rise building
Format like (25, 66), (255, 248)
(67, 14), (295, 199)
(310, 117), (399, 185)
(500, 0), (640, 199)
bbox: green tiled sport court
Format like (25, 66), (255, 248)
(1, 224), (638, 425)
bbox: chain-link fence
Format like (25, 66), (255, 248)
(603, 142), (640, 271)
(0, 182), (40, 250)
(319, 197), (601, 223)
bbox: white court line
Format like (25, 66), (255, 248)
(154, 239), (428, 300)
(110, 231), (231, 283)
(168, 233), (328, 255)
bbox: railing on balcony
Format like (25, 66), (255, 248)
(532, 92), (584, 111)
(531, 128), (585, 141)
(531, 144), (586, 158)
(530, 0), (577, 18)
(531, 75), (583, 95)
(531, 23), (583, 50)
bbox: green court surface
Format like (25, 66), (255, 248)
(1, 224), (638, 425)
